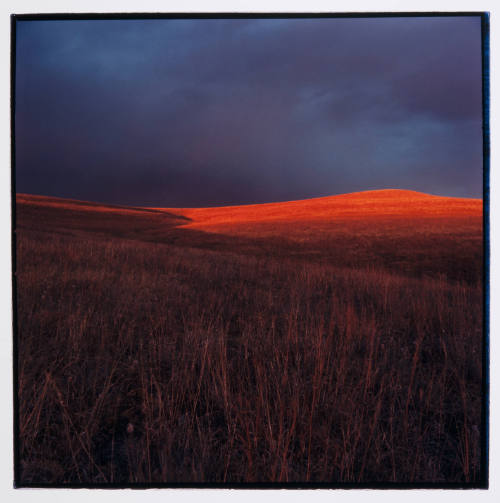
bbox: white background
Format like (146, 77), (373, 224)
(0, 1), (497, 502)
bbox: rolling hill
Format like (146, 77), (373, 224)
(17, 189), (483, 281)
(166, 189), (481, 227)
(15, 188), (484, 484)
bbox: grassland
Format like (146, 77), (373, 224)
(15, 190), (484, 485)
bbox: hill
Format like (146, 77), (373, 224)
(15, 189), (484, 484)
(17, 189), (482, 282)
(167, 189), (481, 228)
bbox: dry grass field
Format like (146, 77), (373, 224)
(15, 190), (484, 485)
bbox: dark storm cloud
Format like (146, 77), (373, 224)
(15, 16), (483, 206)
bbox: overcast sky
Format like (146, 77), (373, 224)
(15, 16), (483, 207)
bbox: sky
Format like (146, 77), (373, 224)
(14, 16), (484, 207)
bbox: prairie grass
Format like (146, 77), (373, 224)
(15, 195), (483, 484)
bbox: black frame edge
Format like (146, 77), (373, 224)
(480, 10), (490, 491)
(10, 11), (486, 21)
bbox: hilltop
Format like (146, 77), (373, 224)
(160, 189), (481, 229)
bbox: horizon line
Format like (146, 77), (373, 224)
(15, 188), (484, 211)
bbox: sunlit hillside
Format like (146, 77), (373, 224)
(165, 189), (482, 228)
(15, 190), (484, 485)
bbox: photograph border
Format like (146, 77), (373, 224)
(10, 10), (491, 490)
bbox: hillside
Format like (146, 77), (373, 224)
(15, 189), (484, 484)
(166, 189), (482, 228)
(17, 190), (483, 281)
(16, 189), (483, 282)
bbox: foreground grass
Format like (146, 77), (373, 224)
(16, 225), (483, 484)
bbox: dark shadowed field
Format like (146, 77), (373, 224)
(15, 190), (484, 485)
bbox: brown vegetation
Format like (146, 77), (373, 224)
(15, 190), (484, 485)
